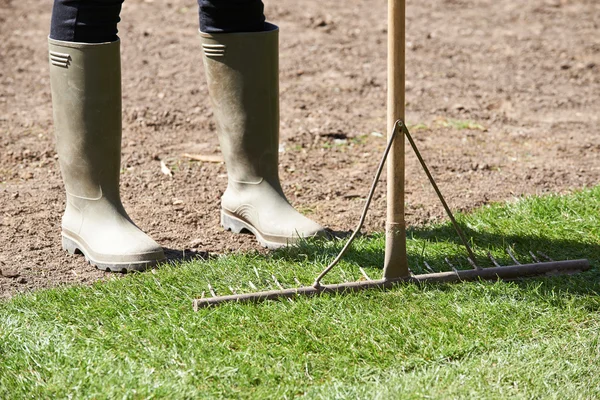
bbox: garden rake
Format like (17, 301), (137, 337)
(193, 0), (590, 310)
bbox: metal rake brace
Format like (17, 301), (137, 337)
(192, 0), (590, 310)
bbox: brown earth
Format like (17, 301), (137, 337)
(1, 0), (599, 298)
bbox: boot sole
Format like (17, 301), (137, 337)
(61, 234), (164, 273)
(221, 210), (291, 250)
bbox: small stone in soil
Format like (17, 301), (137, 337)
(190, 239), (203, 248)
(1, 268), (20, 278)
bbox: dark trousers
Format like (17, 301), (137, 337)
(50, 0), (266, 43)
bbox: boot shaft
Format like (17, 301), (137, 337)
(199, 24), (280, 186)
(49, 38), (122, 202)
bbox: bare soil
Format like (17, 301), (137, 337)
(1, 0), (599, 298)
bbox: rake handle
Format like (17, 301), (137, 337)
(383, 0), (409, 279)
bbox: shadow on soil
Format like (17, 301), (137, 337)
(272, 223), (600, 298)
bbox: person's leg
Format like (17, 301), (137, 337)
(197, 2), (327, 248)
(198, 0), (265, 33)
(48, 0), (165, 270)
(50, 0), (124, 43)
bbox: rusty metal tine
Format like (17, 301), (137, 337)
(444, 257), (455, 269)
(506, 247), (521, 265)
(424, 261), (435, 273)
(466, 256), (481, 270)
(248, 281), (258, 290)
(529, 251), (540, 263)
(443, 259), (459, 274)
(359, 267), (372, 281)
(272, 275), (285, 290)
(208, 283), (217, 298)
(537, 252), (554, 262)
(271, 275), (293, 303)
(487, 252), (502, 268)
(229, 286), (237, 295)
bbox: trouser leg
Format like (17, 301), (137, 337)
(50, 0), (124, 43)
(51, 0), (266, 41)
(198, 0), (266, 33)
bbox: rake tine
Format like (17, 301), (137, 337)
(444, 257), (458, 275)
(272, 275), (293, 303)
(443, 259), (459, 275)
(359, 267), (372, 281)
(424, 261), (435, 273)
(208, 283), (217, 298)
(488, 252), (502, 268)
(272, 275), (285, 290)
(506, 248), (521, 265)
(248, 281), (258, 290)
(529, 251), (541, 263)
(537, 252), (554, 262)
(466, 256), (481, 270)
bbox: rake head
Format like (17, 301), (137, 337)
(193, 249), (589, 310)
(192, 121), (591, 310)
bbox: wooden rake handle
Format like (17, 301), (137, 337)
(383, 0), (409, 279)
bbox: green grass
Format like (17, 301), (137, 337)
(435, 118), (487, 131)
(402, 118), (486, 132)
(1, 187), (600, 399)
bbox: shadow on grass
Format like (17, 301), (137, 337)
(163, 247), (211, 263)
(270, 223), (600, 297)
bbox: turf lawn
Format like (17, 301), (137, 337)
(1, 187), (599, 399)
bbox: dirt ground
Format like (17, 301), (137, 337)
(1, 0), (599, 298)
